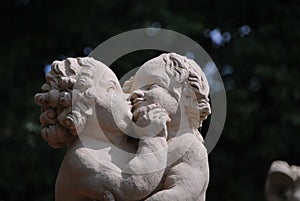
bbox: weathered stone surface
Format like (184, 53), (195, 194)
(127, 53), (210, 201)
(34, 53), (211, 201)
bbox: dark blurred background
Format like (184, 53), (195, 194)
(1, 0), (299, 200)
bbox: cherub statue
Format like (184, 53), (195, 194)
(123, 53), (211, 201)
(266, 160), (300, 201)
(35, 57), (171, 201)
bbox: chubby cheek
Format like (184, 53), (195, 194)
(148, 89), (178, 115)
(95, 90), (112, 107)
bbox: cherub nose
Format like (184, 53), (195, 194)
(130, 90), (144, 100)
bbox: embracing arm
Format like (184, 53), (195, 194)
(145, 136), (209, 201)
(116, 104), (170, 200)
(123, 103), (170, 174)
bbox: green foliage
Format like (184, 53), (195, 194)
(0, 0), (299, 200)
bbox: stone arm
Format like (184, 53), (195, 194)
(123, 103), (170, 173)
(144, 134), (209, 201)
(105, 158), (209, 201)
(116, 135), (168, 200)
(105, 104), (171, 201)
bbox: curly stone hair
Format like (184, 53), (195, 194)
(123, 53), (211, 131)
(163, 53), (211, 129)
(34, 57), (99, 148)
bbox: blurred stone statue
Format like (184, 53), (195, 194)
(34, 53), (211, 201)
(266, 160), (300, 201)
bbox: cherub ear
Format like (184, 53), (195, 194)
(266, 161), (295, 201)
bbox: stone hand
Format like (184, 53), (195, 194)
(133, 103), (170, 138)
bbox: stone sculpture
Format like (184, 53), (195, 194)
(124, 53), (211, 201)
(266, 160), (300, 201)
(34, 53), (211, 201)
(35, 57), (171, 201)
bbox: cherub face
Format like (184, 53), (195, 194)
(72, 59), (131, 136)
(129, 65), (179, 118)
(94, 68), (131, 120)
